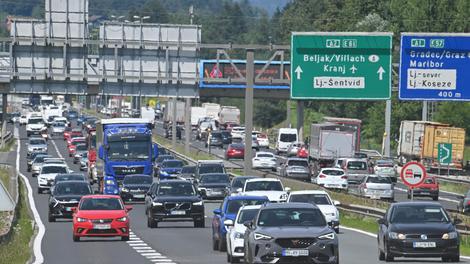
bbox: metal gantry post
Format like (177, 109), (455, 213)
(172, 97), (177, 149)
(1, 94), (7, 149)
(422, 101), (428, 121)
(384, 99), (391, 157)
(184, 98), (191, 154)
(244, 50), (254, 175)
(296, 100), (304, 142)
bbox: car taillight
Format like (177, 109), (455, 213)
(319, 174), (326, 178)
(467, 201), (470, 205)
(341, 176), (347, 179)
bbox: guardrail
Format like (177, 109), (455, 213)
(1, 130), (12, 145)
(0, 163), (19, 243)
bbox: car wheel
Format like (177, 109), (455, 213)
(147, 211), (158, 228)
(230, 256), (240, 263)
(433, 196), (439, 201)
(212, 235), (219, 251)
(227, 252), (232, 263)
(194, 219), (205, 228)
(37, 188), (42, 194)
(27, 167), (31, 172)
(48, 211), (55, 222)
(384, 242), (394, 262)
(272, 167), (276, 172)
(121, 236), (129, 241)
(73, 235), (80, 242)
(407, 193), (411, 199)
(218, 237), (227, 252)
(334, 227), (339, 234)
(378, 246), (385, 261)
(450, 254), (460, 262)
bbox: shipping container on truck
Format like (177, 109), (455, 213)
(163, 101), (185, 128)
(397, 121), (465, 171)
(202, 103), (221, 121)
(309, 123), (357, 163)
(218, 106), (240, 126)
(322, 117), (362, 151)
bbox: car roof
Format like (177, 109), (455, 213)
(246, 178), (281, 183)
(42, 163), (68, 167)
(256, 152), (274, 155)
(320, 168), (344, 171)
(55, 180), (88, 185)
(200, 173), (229, 177)
(225, 195), (268, 201)
(391, 201), (442, 207)
(289, 190), (329, 195)
(56, 173), (85, 177)
(240, 204), (262, 210)
(80, 194), (121, 199)
(287, 157), (308, 161)
(158, 179), (193, 184)
(261, 202), (318, 210)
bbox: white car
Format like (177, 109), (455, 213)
(288, 190), (340, 233)
(37, 164), (70, 194)
(51, 122), (66, 136)
(19, 115), (28, 126)
(53, 116), (69, 126)
(239, 178), (290, 203)
(252, 152), (277, 171)
(231, 126), (245, 140)
(313, 168), (348, 190)
(226, 205), (262, 263)
(256, 133), (270, 148)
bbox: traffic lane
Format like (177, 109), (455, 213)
(130, 201), (227, 264)
(19, 129), (146, 264)
(393, 182), (459, 211)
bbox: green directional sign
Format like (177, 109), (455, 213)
(290, 32), (393, 100)
(438, 143), (452, 165)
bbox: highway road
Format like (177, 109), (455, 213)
(17, 120), (469, 264)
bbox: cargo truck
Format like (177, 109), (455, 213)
(397, 121), (465, 172)
(191, 107), (206, 129)
(141, 106), (156, 128)
(219, 106), (240, 127)
(93, 118), (159, 194)
(309, 123), (357, 173)
(163, 101), (185, 129)
(322, 117), (362, 151)
(202, 103), (221, 121)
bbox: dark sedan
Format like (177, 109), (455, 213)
(244, 202), (338, 264)
(48, 181), (92, 222)
(220, 130), (233, 145)
(196, 173), (231, 199)
(225, 143), (245, 160)
(229, 176), (256, 194)
(179, 165), (196, 181)
(378, 201), (460, 262)
(460, 190), (470, 214)
(120, 174), (153, 201)
(206, 131), (224, 148)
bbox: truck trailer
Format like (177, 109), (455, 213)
(163, 101), (185, 128)
(309, 123), (357, 164)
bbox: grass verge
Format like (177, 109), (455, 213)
(0, 179), (34, 264)
(0, 138), (15, 152)
(0, 167), (9, 191)
(340, 210), (378, 234)
(439, 180), (470, 195)
(154, 134), (214, 161)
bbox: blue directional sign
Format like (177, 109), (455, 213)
(400, 33), (470, 101)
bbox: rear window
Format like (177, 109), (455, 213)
(199, 164), (225, 174)
(367, 177), (391, 184)
(424, 178), (435, 184)
(280, 133), (297, 142)
(288, 160), (308, 167)
(257, 153), (274, 158)
(347, 161), (367, 170)
(322, 169), (344, 176)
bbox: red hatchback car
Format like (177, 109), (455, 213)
(68, 137), (86, 157)
(72, 195), (132, 241)
(65, 129), (83, 143)
(225, 143), (245, 160)
(407, 176), (439, 201)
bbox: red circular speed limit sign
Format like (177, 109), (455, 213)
(400, 161), (427, 187)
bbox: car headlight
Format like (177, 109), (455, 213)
(121, 188), (129, 192)
(152, 201), (163, 206)
(389, 232), (406, 240)
(105, 180), (114, 185)
(192, 201), (203, 206)
(318, 232), (336, 240)
(234, 232), (244, 239)
(116, 216), (128, 222)
(280, 193), (288, 200)
(160, 171), (169, 176)
(442, 232), (458, 240)
(254, 233), (272, 240)
(76, 217), (88, 222)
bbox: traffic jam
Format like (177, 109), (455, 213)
(17, 94), (465, 264)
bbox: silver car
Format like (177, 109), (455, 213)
(280, 158), (310, 180)
(31, 154), (53, 177)
(27, 137), (48, 157)
(358, 175), (394, 201)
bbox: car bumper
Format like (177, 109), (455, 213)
(120, 192), (146, 201)
(286, 172), (310, 179)
(363, 191), (394, 199)
(410, 189), (438, 197)
(50, 203), (79, 218)
(321, 183), (348, 190)
(230, 238), (245, 257)
(150, 205), (205, 222)
(253, 162), (276, 169)
(251, 239), (338, 264)
(388, 239), (459, 257)
(74, 221), (130, 238)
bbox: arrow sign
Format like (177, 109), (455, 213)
(377, 66), (385, 80)
(350, 65), (357, 74)
(295, 66), (303, 80)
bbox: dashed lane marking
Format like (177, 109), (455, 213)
(127, 230), (177, 263)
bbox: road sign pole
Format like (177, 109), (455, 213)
(244, 49), (254, 175)
(184, 98), (191, 154)
(411, 188), (414, 201)
(384, 99), (391, 157)
(422, 101), (428, 121)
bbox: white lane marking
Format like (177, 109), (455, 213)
(395, 187), (459, 204)
(50, 138), (64, 159)
(127, 229), (177, 263)
(16, 126), (45, 264)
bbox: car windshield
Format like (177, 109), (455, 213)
(108, 140), (149, 161)
(34, 156), (50, 163)
(289, 194), (332, 205)
(280, 133), (296, 142)
(79, 198), (123, 210)
(226, 200), (266, 214)
(245, 181), (283, 192)
(367, 177), (391, 184)
(257, 154), (274, 158)
(347, 161), (367, 170)
(211, 133), (222, 139)
(41, 166), (67, 174)
(76, 145), (87, 151)
(54, 183), (91, 196)
(237, 209), (260, 224)
(288, 160), (308, 167)
(56, 175), (84, 182)
(72, 140), (85, 146)
(377, 161), (394, 167)
(162, 160), (183, 168)
(199, 164), (224, 174)
(157, 182), (195, 196)
(221, 131), (231, 137)
(423, 178), (435, 184)
(322, 170), (344, 176)
(258, 208), (326, 227)
(390, 205), (449, 224)
(123, 176), (152, 184)
(81, 152), (88, 158)
(200, 174), (229, 184)
(28, 118), (43, 124)
(230, 144), (244, 150)
(181, 166), (196, 174)
(30, 139), (46, 145)
(53, 122), (65, 127)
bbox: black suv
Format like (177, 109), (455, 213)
(195, 161), (226, 181)
(48, 181), (92, 222)
(146, 180), (205, 228)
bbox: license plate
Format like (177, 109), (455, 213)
(65, 207), (72, 212)
(170, 210), (186, 215)
(93, 224), (111, 230)
(326, 184), (339, 187)
(413, 242), (436, 248)
(133, 194), (145, 198)
(282, 249), (309, 257)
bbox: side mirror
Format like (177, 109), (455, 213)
(224, 219), (234, 227)
(236, 188), (243, 193)
(98, 145), (104, 160)
(285, 187), (291, 193)
(454, 218), (463, 225)
(153, 143), (159, 160)
(377, 218), (386, 225)
(333, 200), (341, 206)
(213, 209), (222, 215)
(125, 205), (133, 212)
(243, 220), (253, 229)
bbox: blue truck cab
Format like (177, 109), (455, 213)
(211, 195), (269, 252)
(96, 118), (158, 194)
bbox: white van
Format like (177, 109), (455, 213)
(276, 128), (298, 154)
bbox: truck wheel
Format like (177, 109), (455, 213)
(433, 196), (439, 201)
